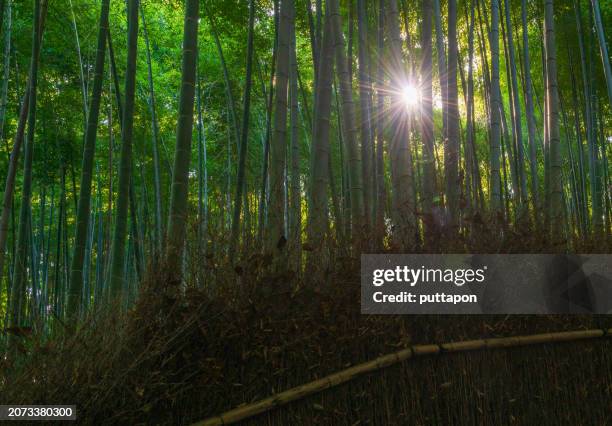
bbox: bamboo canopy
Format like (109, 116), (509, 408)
(193, 328), (612, 426)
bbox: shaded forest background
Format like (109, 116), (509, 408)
(0, 0), (610, 328)
(0, 0), (611, 423)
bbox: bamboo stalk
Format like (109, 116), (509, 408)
(192, 328), (611, 426)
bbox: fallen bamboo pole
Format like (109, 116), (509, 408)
(192, 328), (612, 426)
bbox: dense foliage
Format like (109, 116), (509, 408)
(0, 0), (610, 359)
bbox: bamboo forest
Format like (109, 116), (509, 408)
(0, 0), (611, 424)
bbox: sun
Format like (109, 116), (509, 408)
(401, 84), (420, 109)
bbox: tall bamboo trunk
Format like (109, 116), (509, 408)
(590, 0), (612, 108)
(289, 0), (301, 270)
(0, 1), (10, 289)
(332, 81), (348, 242)
(196, 68), (208, 265)
(568, 46), (589, 235)
(0, 0), (45, 305)
(544, 0), (564, 243)
(374, 0), (387, 247)
(230, 0), (256, 262)
(140, 5), (163, 252)
(388, 0), (415, 248)
(357, 0), (373, 235)
(0, 0), (10, 144)
(10, 0), (44, 327)
(464, 0), (479, 215)
(489, 0), (503, 217)
(258, 3), (278, 244)
(504, 0), (527, 216)
(421, 0), (437, 240)
(574, 0), (601, 234)
(165, 0), (200, 272)
(499, 14), (520, 216)
(329, 0), (364, 247)
(67, 0), (110, 321)
(446, 0), (460, 229)
(433, 0), (448, 144)
(53, 167), (66, 317)
(307, 12), (334, 257)
(521, 0), (540, 224)
(266, 0), (292, 258)
(542, 33), (551, 233)
(109, 0), (139, 297)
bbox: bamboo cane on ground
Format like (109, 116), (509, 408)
(192, 328), (611, 426)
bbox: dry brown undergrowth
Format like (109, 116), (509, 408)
(1, 231), (611, 424)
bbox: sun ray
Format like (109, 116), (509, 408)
(401, 84), (420, 109)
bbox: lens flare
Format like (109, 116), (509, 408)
(401, 84), (419, 109)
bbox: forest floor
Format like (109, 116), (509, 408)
(1, 248), (612, 425)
